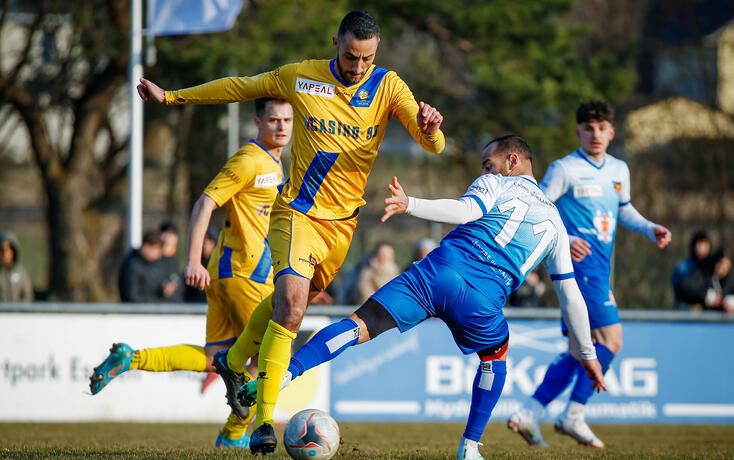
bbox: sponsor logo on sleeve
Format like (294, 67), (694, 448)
(295, 78), (335, 98)
(254, 172), (279, 188)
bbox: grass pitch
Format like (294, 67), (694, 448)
(1, 422), (732, 459)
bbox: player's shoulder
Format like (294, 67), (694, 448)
(603, 152), (630, 170)
(468, 172), (503, 192)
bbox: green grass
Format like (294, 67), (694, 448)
(0, 422), (732, 459)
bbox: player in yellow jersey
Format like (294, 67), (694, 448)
(137, 10), (445, 454)
(89, 98), (293, 449)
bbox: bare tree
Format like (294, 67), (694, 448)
(0, 0), (129, 300)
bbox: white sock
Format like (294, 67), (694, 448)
(523, 397), (546, 418)
(280, 371), (293, 390)
(564, 400), (585, 418)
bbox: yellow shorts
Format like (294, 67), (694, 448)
(269, 195), (358, 290)
(205, 276), (274, 346)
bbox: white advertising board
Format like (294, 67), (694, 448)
(0, 313), (330, 422)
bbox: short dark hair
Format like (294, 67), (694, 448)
(159, 220), (177, 234)
(484, 134), (533, 163)
(254, 97), (289, 118)
(338, 10), (380, 40)
(142, 231), (161, 246)
(576, 100), (614, 124)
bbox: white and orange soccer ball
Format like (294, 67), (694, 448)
(283, 409), (340, 460)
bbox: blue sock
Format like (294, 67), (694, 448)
(532, 352), (578, 406)
(570, 343), (615, 404)
(288, 319), (360, 379)
(463, 360), (507, 442)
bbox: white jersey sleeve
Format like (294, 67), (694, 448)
(461, 173), (503, 214)
(405, 173), (502, 224)
(539, 160), (570, 202)
(618, 161), (631, 205)
(544, 228), (596, 360)
(616, 161), (656, 241)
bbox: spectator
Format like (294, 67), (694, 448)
(158, 221), (183, 302)
(354, 242), (400, 305)
(402, 237), (438, 272)
(119, 231), (172, 302)
(508, 269), (546, 307)
(184, 226), (219, 303)
(0, 231), (33, 302)
(706, 249), (734, 312)
(672, 231), (712, 310)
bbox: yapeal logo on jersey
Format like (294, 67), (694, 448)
(295, 78), (335, 98)
(593, 209), (616, 244)
(255, 172), (279, 188)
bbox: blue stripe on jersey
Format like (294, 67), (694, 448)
(550, 272), (575, 281)
(463, 194), (488, 215)
(329, 59), (349, 86)
(350, 67), (389, 107)
(249, 236), (272, 283)
(218, 246), (233, 279)
(620, 200), (630, 206)
(290, 151), (339, 213)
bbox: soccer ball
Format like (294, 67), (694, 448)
(283, 409), (340, 460)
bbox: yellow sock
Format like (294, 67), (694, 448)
(227, 294), (274, 373)
(220, 370), (257, 439)
(130, 345), (207, 372)
(255, 320), (296, 427)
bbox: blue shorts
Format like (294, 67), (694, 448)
(371, 255), (509, 355)
(561, 274), (620, 333)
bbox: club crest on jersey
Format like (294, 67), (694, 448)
(613, 181), (622, 194)
(295, 78), (335, 98)
(254, 172), (279, 188)
(358, 89), (369, 100)
(593, 210), (616, 244)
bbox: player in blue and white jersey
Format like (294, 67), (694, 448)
(238, 135), (607, 460)
(508, 101), (671, 449)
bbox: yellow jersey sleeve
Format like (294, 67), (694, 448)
(386, 73), (445, 155)
(165, 63), (298, 105)
(203, 148), (257, 207)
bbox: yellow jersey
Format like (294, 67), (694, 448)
(204, 140), (283, 282)
(166, 59), (445, 219)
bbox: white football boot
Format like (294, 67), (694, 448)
(507, 409), (549, 447)
(457, 437), (484, 460)
(554, 413), (604, 448)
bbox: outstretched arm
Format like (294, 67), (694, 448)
(381, 176), (484, 224)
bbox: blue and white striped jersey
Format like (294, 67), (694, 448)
(540, 149), (631, 280)
(430, 173), (575, 297)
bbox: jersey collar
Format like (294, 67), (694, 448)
(329, 59), (376, 88)
(575, 148), (606, 169)
(249, 139), (281, 165)
(519, 175), (538, 186)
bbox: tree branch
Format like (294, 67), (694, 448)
(0, 0), (10, 34)
(4, 12), (44, 87)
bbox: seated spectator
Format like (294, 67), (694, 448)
(403, 237), (438, 271)
(354, 242), (400, 305)
(184, 226), (219, 303)
(508, 269), (546, 307)
(0, 231), (33, 302)
(672, 231), (712, 310)
(157, 221), (183, 302)
(119, 231), (175, 302)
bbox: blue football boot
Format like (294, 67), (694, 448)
(89, 343), (134, 394)
(250, 422), (277, 455)
(215, 432), (250, 448)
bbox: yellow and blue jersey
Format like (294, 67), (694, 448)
(166, 59), (445, 219)
(204, 140), (283, 282)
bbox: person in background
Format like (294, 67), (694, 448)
(158, 221), (183, 302)
(118, 231), (166, 302)
(672, 230), (712, 310)
(705, 248), (734, 312)
(0, 231), (33, 302)
(355, 241), (400, 304)
(508, 269), (546, 307)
